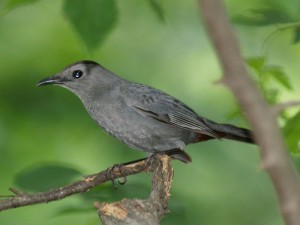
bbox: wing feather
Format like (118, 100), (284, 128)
(124, 83), (220, 138)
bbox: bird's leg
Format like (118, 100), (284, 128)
(105, 150), (181, 188)
(105, 157), (149, 189)
(105, 164), (119, 189)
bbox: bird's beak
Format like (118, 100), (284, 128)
(36, 75), (62, 87)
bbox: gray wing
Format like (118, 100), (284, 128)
(124, 84), (219, 138)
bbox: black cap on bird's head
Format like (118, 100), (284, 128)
(37, 60), (100, 88)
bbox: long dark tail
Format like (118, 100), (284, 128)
(172, 122), (254, 164)
(205, 121), (255, 144)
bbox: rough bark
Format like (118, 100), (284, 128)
(198, 1), (300, 224)
(96, 154), (173, 225)
(0, 154), (172, 218)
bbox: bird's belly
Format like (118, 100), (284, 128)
(117, 128), (190, 153)
(114, 123), (189, 152)
(91, 108), (194, 152)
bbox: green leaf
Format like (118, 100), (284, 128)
(81, 182), (150, 202)
(147, 0), (165, 22)
(226, 107), (242, 120)
(4, 0), (40, 11)
(14, 164), (82, 192)
(63, 0), (118, 51)
(293, 26), (300, 44)
(233, 8), (296, 26)
(54, 206), (95, 216)
(265, 88), (279, 104)
(246, 57), (265, 75)
(267, 66), (293, 90)
(283, 111), (300, 154)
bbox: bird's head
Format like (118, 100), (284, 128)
(37, 60), (120, 97)
(37, 60), (100, 89)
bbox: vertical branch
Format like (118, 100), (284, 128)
(96, 154), (173, 225)
(198, 0), (300, 224)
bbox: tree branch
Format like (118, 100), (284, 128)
(272, 100), (300, 115)
(96, 154), (173, 225)
(0, 155), (171, 213)
(198, 1), (300, 224)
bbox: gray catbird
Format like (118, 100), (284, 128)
(37, 60), (254, 163)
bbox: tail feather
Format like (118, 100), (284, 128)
(204, 121), (255, 144)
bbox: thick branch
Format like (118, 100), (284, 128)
(198, 1), (300, 225)
(96, 154), (173, 225)
(0, 156), (151, 211)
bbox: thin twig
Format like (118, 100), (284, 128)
(0, 157), (151, 212)
(273, 100), (300, 115)
(8, 187), (28, 196)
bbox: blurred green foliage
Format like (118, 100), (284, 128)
(283, 111), (300, 154)
(14, 164), (82, 192)
(233, 0), (300, 44)
(0, 0), (300, 225)
(4, 0), (40, 11)
(232, 55), (300, 157)
(63, 0), (118, 51)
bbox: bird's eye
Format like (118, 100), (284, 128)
(72, 70), (83, 79)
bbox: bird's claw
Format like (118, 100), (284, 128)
(105, 164), (127, 189)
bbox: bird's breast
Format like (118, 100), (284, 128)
(85, 97), (195, 152)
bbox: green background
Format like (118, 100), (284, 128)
(1, 0), (300, 224)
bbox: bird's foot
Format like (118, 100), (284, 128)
(105, 164), (127, 189)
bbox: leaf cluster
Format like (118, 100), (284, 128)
(232, 0), (300, 44)
(3, 0), (165, 51)
(235, 56), (300, 155)
(228, 0), (300, 155)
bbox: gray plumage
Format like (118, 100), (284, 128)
(37, 60), (254, 163)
